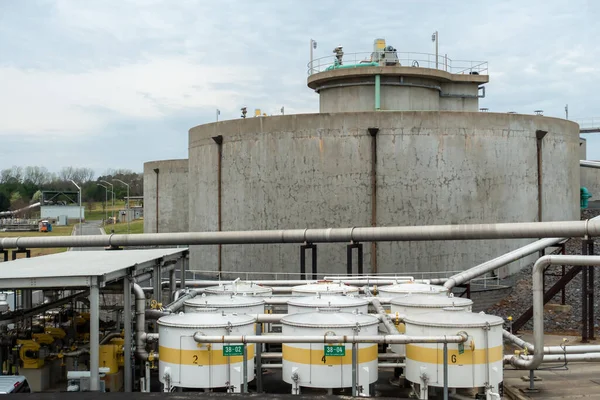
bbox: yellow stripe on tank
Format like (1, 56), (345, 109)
(159, 345), (255, 366)
(406, 344), (503, 365)
(282, 345), (377, 365)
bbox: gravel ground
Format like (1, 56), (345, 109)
(486, 209), (600, 334)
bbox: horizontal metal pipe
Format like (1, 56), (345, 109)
(261, 352), (402, 360)
(2, 220), (600, 249)
(581, 160), (600, 169)
(145, 333), (159, 343)
(506, 352), (600, 364)
(446, 215), (600, 290)
(261, 363), (282, 369)
(193, 333), (467, 345)
(145, 309), (169, 320)
(182, 279), (415, 287)
(504, 330), (600, 355)
(378, 362), (406, 368)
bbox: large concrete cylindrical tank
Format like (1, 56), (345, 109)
(184, 294), (265, 314)
(143, 159), (189, 233)
(290, 282), (360, 296)
(157, 312), (256, 391)
(204, 281), (273, 296)
(281, 309), (379, 395)
(404, 309), (504, 393)
(389, 294), (473, 356)
(188, 111), (579, 276)
(287, 294), (369, 315)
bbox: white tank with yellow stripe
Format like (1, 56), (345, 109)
(281, 309), (379, 393)
(291, 281), (360, 296)
(183, 293), (265, 314)
(377, 282), (448, 297)
(287, 294), (369, 314)
(204, 281), (273, 296)
(389, 294), (473, 356)
(157, 312), (256, 392)
(404, 308), (503, 392)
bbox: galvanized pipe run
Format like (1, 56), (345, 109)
(371, 298), (397, 334)
(509, 255), (600, 369)
(503, 330), (600, 355)
(505, 352), (600, 364)
(193, 333), (467, 345)
(180, 279), (417, 287)
(445, 215), (600, 290)
(133, 283), (151, 361)
(260, 352), (402, 360)
(581, 160), (600, 169)
(3, 220), (600, 249)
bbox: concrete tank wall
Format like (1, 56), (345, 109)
(143, 159), (189, 233)
(579, 138), (600, 202)
(188, 112), (579, 276)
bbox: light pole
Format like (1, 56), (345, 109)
(97, 184), (110, 223)
(69, 179), (82, 236)
(114, 178), (130, 234)
(310, 39), (317, 74)
(100, 180), (114, 224)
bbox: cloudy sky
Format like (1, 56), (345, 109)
(1, 0), (599, 174)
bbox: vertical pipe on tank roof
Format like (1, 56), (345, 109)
(369, 128), (379, 273)
(536, 130), (548, 224)
(153, 168), (159, 233)
(374, 75), (381, 111)
(212, 135), (224, 274)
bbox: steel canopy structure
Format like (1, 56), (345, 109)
(0, 248), (186, 289)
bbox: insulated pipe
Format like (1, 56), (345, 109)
(4, 220), (600, 249)
(445, 215), (600, 290)
(371, 298), (397, 334)
(181, 279), (412, 287)
(509, 255), (600, 369)
(145, 309), (169, 320)
(503, 330), (600, 355)
(506, 352), (600, 364)
(581, 160), (600, 169)
(192, 333), (468, 345)
(162, 289), (200, 313)
(261, 352), (402, 360)
(133, 283), (151, 361)
(100, 332), (122, 345)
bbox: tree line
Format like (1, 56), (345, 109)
(0, 166), (143, 212)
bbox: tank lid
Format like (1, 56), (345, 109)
(157, 312), (256, 328)
(404, 310), (504, 328)
(184, 294), (265, 308)
(288, 295), (369, 308)
(390, 294), (473, 308)
(378, 283), (448, 294)
(281, 310), (378, 328)
(291, 282), (360, 294)
(204, 281), (272, 295)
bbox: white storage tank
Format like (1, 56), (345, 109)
(291, 281), (360, 296)
(184, 294), (265, 315)
(377, 282), (448, 297)
(287, 294), (369, 315)
(281, 309), (379, 395)
(404, 308), (504, 395)
(204, 281), (273, 296)
(389, 294), (473, 356)
(157, 312), (256, 392)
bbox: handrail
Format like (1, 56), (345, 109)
(307, 51), (488, 75)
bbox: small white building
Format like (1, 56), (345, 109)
(40, 206), (85, 222)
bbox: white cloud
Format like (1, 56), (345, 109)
(0, 57), (260, 136)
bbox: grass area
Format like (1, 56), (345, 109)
(103, 219), (144, 234)
(0, 225), (73, 258)
(86, 200), (127, 221)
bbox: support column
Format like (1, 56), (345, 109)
(169, 269), (176, 302)
(89, 281), (100, 391)
(123, 277), (132, 392)
(180, 253), (188, 290)
(153, 262), (162, 305)
(374, 75), (381, 111)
